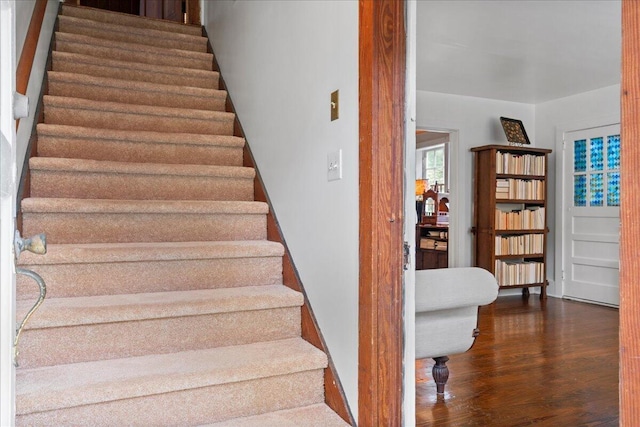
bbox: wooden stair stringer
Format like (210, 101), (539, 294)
(205, 27), (355, 425)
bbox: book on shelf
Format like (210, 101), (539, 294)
(494, 259), (544, 287)
(495, 206), (545, 230)
(495, 178), (544, 200)
(495, 152), (546, 175)
(419, 238), (447, 251)
(494, 234), (544, 256)
(420, 238), (437, 250)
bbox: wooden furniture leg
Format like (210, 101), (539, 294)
(432, 356), (450, 395)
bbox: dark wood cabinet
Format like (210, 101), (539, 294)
(471, 144), (552, 298)
(416, 225), (448, 270)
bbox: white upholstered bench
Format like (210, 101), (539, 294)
(415, 267), (499, 394)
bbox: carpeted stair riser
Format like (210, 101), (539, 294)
(22, 210), (267, 244)
(201, 403), (351, 427)
(52, 51), (220, 89)
(57, 15), (208, 53)
(55, 33), (212, 71)
(47, 71), (227, 111)
(60, 4), (203, 37)
(18, 286), (303, 368)
(17, 256), (283, 300)
(37, 124), (243, 166)
(18, 370), (324, 427)
(19, 307), (301, 369)
(29, 158), (255, 201)
(44, 96), (234, 135)
(17, 338), (327, 424)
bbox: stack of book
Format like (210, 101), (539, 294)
(495, 179), (544, 200)
(495, 206), (545, 230)
(495, 234), (544, 256)
(496, 152), (546, 175)
(494, 260), (544, 286)
(419, 238), (437, 250)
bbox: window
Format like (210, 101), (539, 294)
(422, 144), (447, 191)
(573, 134), (620, 207)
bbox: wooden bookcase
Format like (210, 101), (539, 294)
(471, 145), (552, 298)
(416, 224), (448, 270)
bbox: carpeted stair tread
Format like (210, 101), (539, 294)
(16, 338), (327, 415)
(55, 31), (213, 70)
(21, 198), (268, 215)
(44, 96), (234, 135)
(55, 32), (212, 70)
(18, 240), (284, 265)
(52, 51), (219, 89)
(21, 199), (268, 244)
(37, 124), (243, 148)
(61, 4), (203, 37)
(57, 15), (208, 53)
(47, 71), (227, 111)
(37, 124), (243, 165)
(16, 241), (284, 300)
(200, 403), (350, 427)
(19, 285), (302, 329)
(29, 157), (255, 201)
(30, 157), (254, 179)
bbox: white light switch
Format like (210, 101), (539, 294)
(327, 149), (342, 181)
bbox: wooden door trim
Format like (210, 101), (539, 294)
(620, 2), (640, 424)
(359, 1), (406, 425)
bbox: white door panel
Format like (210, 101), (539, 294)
(563, 124), (620, 306)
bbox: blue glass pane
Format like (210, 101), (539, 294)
(574, 175), (587, 207)
(574, 139), (587, 172)
(607, 172), (620, 207)
(590, 137), (604, 171)
(590, 173), (604, 206)
(607, 134), (621, 170)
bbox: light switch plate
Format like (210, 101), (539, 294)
(327, 149), (342, 181)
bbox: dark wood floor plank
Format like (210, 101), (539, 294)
(416, 296), (619, 427)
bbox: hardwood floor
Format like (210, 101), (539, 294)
(416, 296), (619, 426)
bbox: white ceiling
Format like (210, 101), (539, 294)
(416, 0), (621, 104)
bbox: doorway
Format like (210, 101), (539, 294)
(415, 129), (456, 270)
(562, 124), (620, 306)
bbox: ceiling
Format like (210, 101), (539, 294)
(416, 1), (621, 104)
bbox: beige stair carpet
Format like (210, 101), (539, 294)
(15, 4), (349, 426)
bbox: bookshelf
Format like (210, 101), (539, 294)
(416, 224), (448, 270)
(471, 145), (552, 298)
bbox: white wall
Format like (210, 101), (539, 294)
(416, 90), (536, 270)
(535, 84), (620, 297)
(203, 1), (360, 419)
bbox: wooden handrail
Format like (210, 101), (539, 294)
(15, 0), (48, 129)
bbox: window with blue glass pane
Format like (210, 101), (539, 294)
(590, 137), (604, 171)
(590, 173), (604, 206)
(574, 139), (587, 172)
(574, 175), (587, 207)
(607, 172), (620, 207)
(607, 135), (620, 170)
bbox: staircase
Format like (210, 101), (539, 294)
(15, 5), (349, 426)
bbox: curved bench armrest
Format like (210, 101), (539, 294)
(416, 267), (499, 312)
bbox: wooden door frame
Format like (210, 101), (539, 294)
(620, 1), (640, 424)
(359, 0), (406, 425)
(359, 1), (640, 426)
